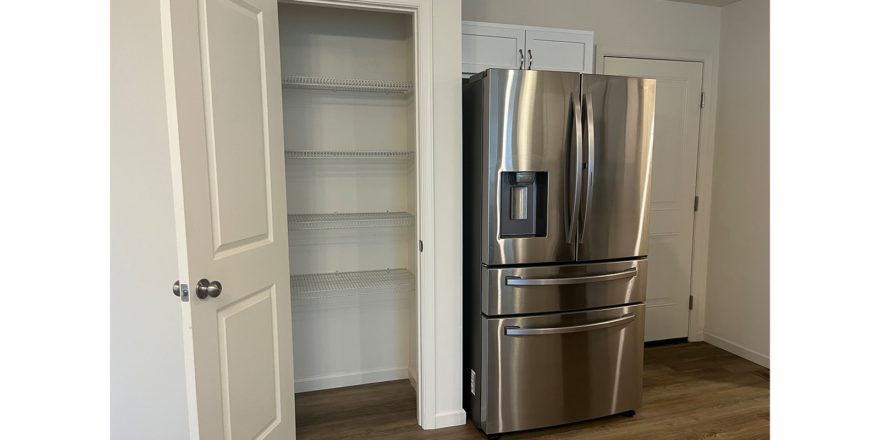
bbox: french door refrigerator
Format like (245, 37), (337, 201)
(462, 69), (656, 438)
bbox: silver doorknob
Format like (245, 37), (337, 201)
(196, 279), (222, 299)
(173, 280), (181, 297)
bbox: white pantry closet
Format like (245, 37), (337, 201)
(278, 4), (420, 393)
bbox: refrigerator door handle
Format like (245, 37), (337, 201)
(565, 92), (584, 244)
(504, 313), (636, 336)
(579, 93), (595, 244)
(505, 267), (637, 286)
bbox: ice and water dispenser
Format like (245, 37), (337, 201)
(500, 171), (548, 238)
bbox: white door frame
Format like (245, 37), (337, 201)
(596, 46), (717, 343)
(280, 0), (438, 428)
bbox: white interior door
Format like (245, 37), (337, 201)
(160, 0), (296, 438)
(604, 57), (703, 342)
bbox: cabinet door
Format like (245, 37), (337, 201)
(462, 21), (526, 75)
(525, 29), (594, 73)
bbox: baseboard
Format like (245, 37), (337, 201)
(407, 366), (418, 390)
(294, 366), (409, 393)
(434, 408), (467, 429)
(644, 337), (689, 348)
(703, 331), (770, 368)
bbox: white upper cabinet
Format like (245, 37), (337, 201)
(462, 22), (526, 73)
(462, 21), (594, 76)
(525, 29), (593, 73)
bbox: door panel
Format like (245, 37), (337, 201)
(481, 259), (647, 316)
(604, 57), (703, 342)
(160, 0), (296, 438)
(481, 304), (645, 434)
(483, 69), (581, 265)
(524, 29), (593, 73)
(461, 22), (526, 75)
(577, 74), (656, 262)
(202, 0), (272, 255)
(219, 286), (280, 440)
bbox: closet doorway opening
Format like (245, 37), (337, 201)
(277, 0), (431, 429)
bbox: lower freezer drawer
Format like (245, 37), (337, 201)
(479, 303), (645, 435)
(482, 259), (648, 316)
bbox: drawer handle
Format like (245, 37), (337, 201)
(505, 267), (637, 286)
(505, 313), (636, 336)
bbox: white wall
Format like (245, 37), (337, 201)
(703, 0), (770, 367)
(462, 0), (721, 62)
(110, 0), (190, 438)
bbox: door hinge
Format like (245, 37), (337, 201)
(419, 240), (423, 252)
(689, 295), (694, 310)
(694, 196), (699, 212)
(700, 92), (706, 108)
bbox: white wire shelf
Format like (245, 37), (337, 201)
(288, 212), (414, 230)
(290, 268), (415, 301)
(281, 75), (413, 94)
(285, 150), (413, 160)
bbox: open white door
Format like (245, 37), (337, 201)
(160, 0), (296, 439)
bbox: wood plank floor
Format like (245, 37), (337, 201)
(294, 342), (770, 439)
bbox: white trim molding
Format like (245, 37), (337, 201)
(294, 366), (410, 393)
(703, 332), (770, 368)
(596, 45), (719, 344)
(408, 366), (418, 391)
(434, 409), (467, 429)
(462, 19), (595, 36)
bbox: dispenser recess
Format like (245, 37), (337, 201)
(500, 171), (548, 238)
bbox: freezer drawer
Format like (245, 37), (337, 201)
(482, 259), (647, 316)
(479, 304), (645, 435)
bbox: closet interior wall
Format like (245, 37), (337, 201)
(278, 3), (419, 394)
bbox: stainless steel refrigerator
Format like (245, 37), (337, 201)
(462, 69), (656, 438)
